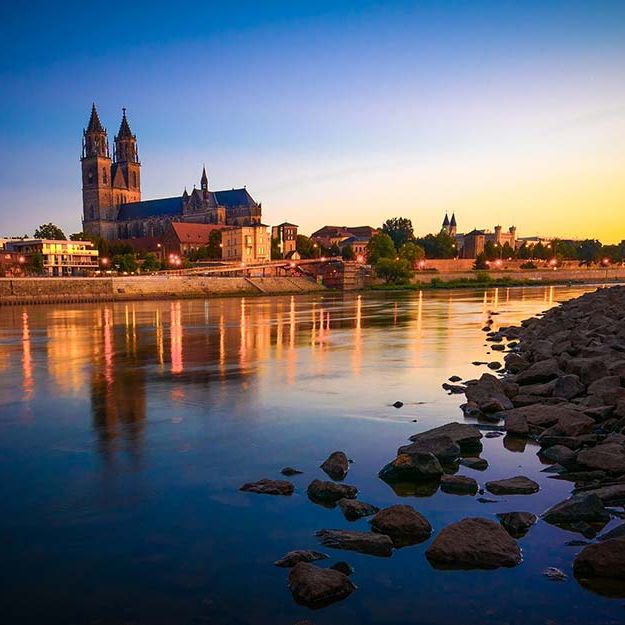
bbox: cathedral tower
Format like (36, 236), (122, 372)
(81, 104), (115, 239)
(111, 108), (141, 207)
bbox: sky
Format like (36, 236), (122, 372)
(0, 0), (624, 242)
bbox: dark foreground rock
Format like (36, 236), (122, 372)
(288, 562), (356, 608)
(397, 435), (460, 463)
(307, 479), (357, 504)
(542, 493), (610, 525)
(426, 517), (521, 569)
(316, 529), (393, 557)
(320, 451), (350, 481)
(370, 504), (432, 546)
(408, 422), (483, 453)
(281, 467), (303, 476)
(240, 479), (294, 496)
(574, 538), (625, 580)
(485, 476), (539, 495)
(440, 474), (479, 495)
(275, 550), (329, 568)
(497, 512), (537, 538)
(338, 499), (379, 521)
(464, 374), (513, 413)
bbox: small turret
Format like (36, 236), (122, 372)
(83, 103), (109, 158)
(201, 166), (209, 192)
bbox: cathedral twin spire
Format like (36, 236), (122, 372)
(83, 103), (139, 163)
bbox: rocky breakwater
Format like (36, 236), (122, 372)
(465, 286), (625, 596)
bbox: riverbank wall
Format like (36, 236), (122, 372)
(0, 275), (324, 306)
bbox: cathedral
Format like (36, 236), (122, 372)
(81, 104), (262, 240)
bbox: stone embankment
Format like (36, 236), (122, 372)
(0, 275), (323, 306)
(235, 285), (625, 619)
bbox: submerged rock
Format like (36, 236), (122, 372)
(316, 529), (393, 557)
(240, 479), (294, 496)
(288, 562), (356, 608)
(497, 511), (537, 538)
(307, 479), (357, 504)
(426, 517), (521, 569)
(370, 504), (432, 546)
(393, 401), (404, 408)
(338, 499), (379, 521)
(281, 467), (303, 476)
(543, 567), (567, 581)
(320, 451), (350, 481)
(274, 550), (329, 568)
(485, 476), (539, 495)
(330, 561), (354, 576)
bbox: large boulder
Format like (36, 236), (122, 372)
(574, 538), (625, 580)
(485, 476), (539, 495)
(315, 529), (393, 557)
(577, 443), (625, 474)
(288, 562), (356, 608)
(307, 479), (357, 503)
(539, 444), (577, 467)
(464, 374), (513, 413)
(425, 517), (521, 569)
(370, 504), (432, 546)
(516, 359), (561, 385)
(553, 375), (584, 400)
(505, 412), (529, 437)
(565, 357), (609, 386)
(378, 452), (443, 482)
(408, 422), (483, 453)
(240, 479), (294, 496)
(320, 451), (349, 481)
(581, 483), (625, 505)
(440, 474), (479, 495)
(539, 412), (595, 438)
(542, 493), (610, 524)
(588, 376), (625, 406)
(397, 435), (461, 463)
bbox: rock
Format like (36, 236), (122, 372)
(425, 517), (521, 569)
(464, 374), (513, 413)
(320, 451), (349, 481)
(542, 493), (610, 524)
(370, 504), (432, 546)
(497, 511), (537, 537)
(337, 499), (379, 521)
(440, 474), (479, 495)
(485, 431), (504, 438)
(588, 376), (625, 405)
(240, 478), (294, 496)
(539, 412), (595, 438)
(288, 562), (355, 608)
(574, 538), (625, 580)
(397, 435), (460, 463)
(577, 444), (625, 474)
(281, 467), (303, 476)
(553, 375), (584, 400)
(315, 529), (393, 557)
(477, 497), (498, 503)
(501, 403), (584, 430)
(330, 561), (353, 576)
(491, 345), (505, 352)
(274, 550), (329, 568)
(516, 359), (561, 385)
(378, 452), (443, 482)
(307, 479), (357, 504)
(393, 401), (404, 408)
(459, 457), (488, 471)
(485, 476), (539, 495)
(487, 362), (502, 370)
(543, 567), (567, 581)
(409, 422), (483, 453)
(581, 483), (625, 506)
(505, 412), (529, 437)
(449, 375), (463, 382)
(539, 444), (577, 467)
(565, 357), (609, 386)
(598, 523), (625, 541)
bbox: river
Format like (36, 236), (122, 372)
(0, 285), (622, 625)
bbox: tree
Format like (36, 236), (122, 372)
(296, 235), (317, 259)
(34, 223), (66, 240)
(366, 233), (396, 264)
(207, 230), (222, 259)
(375, 258), (413, 284)
(473, 253), (488, 270)
(69, 231), (94, 241)
(341, 244), (355, 260)
(141, 253), (160, 271)
(382, 217), (415, 250)
(27, 252), (45, 274)
(415, 230), (457, 259)
(112, 253), (137, 273)
(576, 239), (603, 265)
(399, 241), (425, 266)
(271, 237), (283, 260)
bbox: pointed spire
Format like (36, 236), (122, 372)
(450, 213), (457, 227)
(86, 103), (105, 133)
(442, 213), (450, 227)
(201, 165), (208, 191)
(117, 107), (134, 138)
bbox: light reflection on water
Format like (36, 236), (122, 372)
(0, 285), (623, 625)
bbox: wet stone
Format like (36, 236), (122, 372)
(497, 512), (537, 538)
(274, 550), (329, 568)
(307, 479), (357, 504)
(288, 562), (356, 608)
(337, 498), (380, 521)
(281, 467), (303, 476)
(315, 529), (393, 557)
(485, 476), (539, 495)
(320, 451), (350, 481)
(239, 478), (294, 496)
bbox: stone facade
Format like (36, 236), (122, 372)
(222, 225), (271, 264)
(81, 104), (262, 241)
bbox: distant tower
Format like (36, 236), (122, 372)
(201, 165), (209, 198)
(81, 104), (115, 239)
(111, 108), (141, 207)
(449, 213), (457, 237)
(442, 213), (450, 233)
(494, 224), (502, 244)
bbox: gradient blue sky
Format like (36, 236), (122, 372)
(1, 1), (624, 241)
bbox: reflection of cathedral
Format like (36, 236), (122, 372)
(81, 104), (262, 241)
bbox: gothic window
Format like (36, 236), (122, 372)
(132, 172), (137, 187)
(102, 168), (107, 184)
(88, 170), (94, 184)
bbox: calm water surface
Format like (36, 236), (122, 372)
(0, 286), (623, 625)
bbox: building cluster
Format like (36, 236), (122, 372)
(441, 213), (518, 258)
